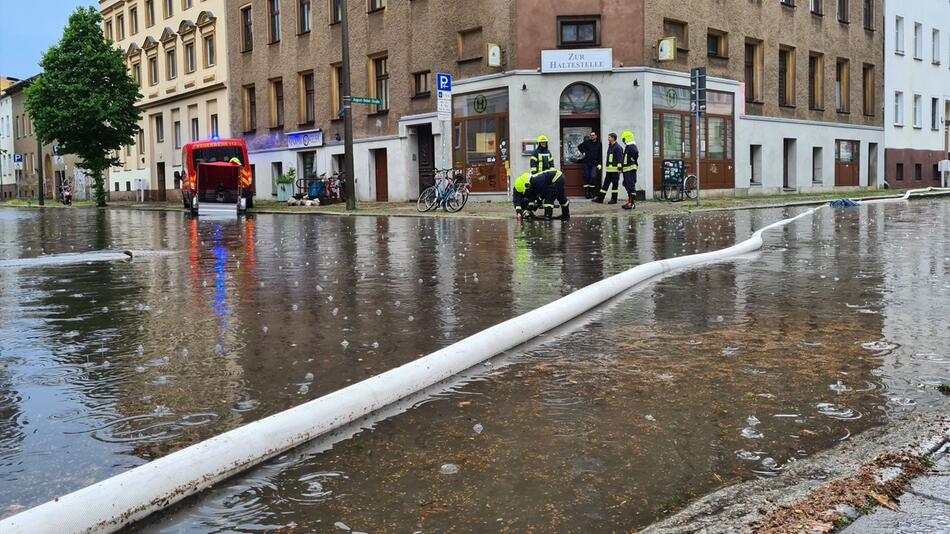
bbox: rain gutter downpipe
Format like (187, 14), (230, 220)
(2, 188), (947, 533)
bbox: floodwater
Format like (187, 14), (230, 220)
(1, 201), (948, 531)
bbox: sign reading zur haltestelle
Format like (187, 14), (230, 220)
(541, 48), (613, 74)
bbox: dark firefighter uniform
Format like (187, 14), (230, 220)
(539, 169), (570, 220)
(513, 170), (569, 220)
(621, 130), (639, 210)
(530, 135), (555, 176)
(576, 135), (603, 199)
(595, 134), (624, 204)
(513, 172), (535, 219)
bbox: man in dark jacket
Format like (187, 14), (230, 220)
(594, 133), (624, 204)
(576, 131), (602, 199)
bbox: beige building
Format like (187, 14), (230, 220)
(101, 0), (231, 201)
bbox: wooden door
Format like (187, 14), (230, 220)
(417, 124), (435, 190)
(156, 162), (167, 201)
(560, 118), (599, 197)
(835, 140), (859, 186)
(374, 149), (388, 201)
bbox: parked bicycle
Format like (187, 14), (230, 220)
(416, 168), (471, 212)
(661, 174), (697, 202)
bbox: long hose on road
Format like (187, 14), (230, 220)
(2, 188), (948, 533)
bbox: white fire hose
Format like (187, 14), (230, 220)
(3, 189), (947, 533)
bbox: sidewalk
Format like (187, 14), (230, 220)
(841, 443), (950, 533)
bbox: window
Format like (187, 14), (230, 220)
(835, 58), (850, 113)
(894, 91), (904, 125)
(914, 163), (922, 180)
(913, 94), (922, 127)
(145, 0), (155, 27)
(368, 0), (385, 12)
(896, 162), (904, 180)
(105, 19), (113, 41)
(271, 162), (282, 196)
(895, 16), (904, 54)
(778, 46), (795, 107)
(269, 0), (281, 42)
(148, 56), (158, 85)
(155, 114), (164, 143)
(183, 0), (193, 9)
(270, 78), (284, 127)
(243, 85), (257, 131)
(914, 23), (923, 59)
(781, 0), (795, 6)
(808, 52), (824, 110)
(370, 56), (389, 112)
(164, 0), (173, 19)
(744, 40), (763, 102)
(457, 27), (483, 61)
(126, 181), (132, 192)
(299, 0), (311, 33)
(863, 0), (873, 30)
(166, 49), (177, 80)
(138, 130), (145, 154)
(932, 97), (940, 130)
(130, 7), (139, 35)
(299, 72), (315, 123)
(663, 19), (688, 54)
(331, 64), (343, 117)
(132, 62), (142, 87)
(191, 117), (199, 141)
(210, 114), (219, 137)
(115, 182), (120, 192)
(412, 71), (430, 97)
(241, 5), (253, 52)
(933, 29), (941, 64)
(558, 17), (599, 47)
(174, 120), (182, 148)
(185, 42), (196, 73)
(204, 35), (216, 66)
(330, 0), (342, 24)
(862, 64), (874, 116)
(707, 30), (727, 58)
(935, 164), (941, 181)
(811, 0), (823, 15)
(837, 0), (848, 23)
(116, 14), (125, 40)
(812, 147), (823, 183)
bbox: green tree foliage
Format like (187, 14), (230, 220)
(25, 7), (141, 206)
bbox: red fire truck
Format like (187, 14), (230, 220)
(175, 139), (254, 215)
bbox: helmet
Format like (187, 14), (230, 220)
(621, 131), (635, 144)
(515, 172), (531, 193)
(537, 135), (549, 144)
(229, 157), (243, 165)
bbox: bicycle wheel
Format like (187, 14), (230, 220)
(662, 183), (677, 202)
(416, 186), (438, 212)
(444, 187), (466, 213)
(683, 175), (698, 199)
(456, 187), (470, 210)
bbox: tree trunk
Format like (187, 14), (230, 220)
(92, 169), (107, 207)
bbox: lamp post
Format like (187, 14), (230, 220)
(340, 0), (356, 211)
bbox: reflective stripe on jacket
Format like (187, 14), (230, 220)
(622, 143), (639, 172)
(605, 142), (624, 173)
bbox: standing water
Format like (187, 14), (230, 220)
(0, 201), (948, 531)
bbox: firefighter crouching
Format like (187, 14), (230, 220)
(620, 131), (639, 210)
(512, 170), (570, 221)
(594, 133), (624, 204)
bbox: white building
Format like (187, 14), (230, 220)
(883, 0), (950, 188)
(0, 91), (14, 199)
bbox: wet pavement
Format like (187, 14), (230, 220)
(1, 200), (949, 531)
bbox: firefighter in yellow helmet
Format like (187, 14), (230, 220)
(620, 131), (639, 210)
(530, 134), (555, 176)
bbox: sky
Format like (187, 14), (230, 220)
(0, 0), (99, 80)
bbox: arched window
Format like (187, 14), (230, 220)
(559, 83), (600, 116)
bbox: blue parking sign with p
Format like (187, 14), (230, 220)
(436, 73), (452, 92)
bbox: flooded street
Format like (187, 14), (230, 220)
(1, 201), (949, 531)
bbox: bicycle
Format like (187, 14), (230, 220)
(416, 168), (470, 212)
(661, 174), (697, 202)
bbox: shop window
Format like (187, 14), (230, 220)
(451, 88), (510, 193)
(808, 52), (824, 110)
(457, 27), (483, 62)
(835, 58), (850, 113)
(779, 46), (796, 107)
(707, 29), (728, 59)
(558, 17), (599, 47)
(663, 19), (688, 54)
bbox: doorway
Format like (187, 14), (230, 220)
(868, 143), (878, 187)
(416, 124), (435, 190)
(373, 149), (388, 202)
(783, 138), (796, 190)
(156, 162), (167, 201)
(834, 139), (859, 186)
(559, 83), (600, 197)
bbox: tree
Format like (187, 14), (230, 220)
(26, 7), (141, 207)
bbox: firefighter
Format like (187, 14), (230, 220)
(620, 130), (639, 210)
(512, 172), (534, 221)
(576, 131), (602, 199)
(594, 133), (623, 204)
(541, 168), (570, 220)
(530, 135), (555, 176)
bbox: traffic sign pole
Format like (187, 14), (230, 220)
(436, 73), (452, 169)
(691, 67), (706, 207)
(340, 0), (356, 211)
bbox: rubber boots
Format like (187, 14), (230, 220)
(608, 192), (618, 205)
(544, 207), (554, 220)
(593, 192), (605, 204)
(559, 205), (571, 220)
(622, 196), (636, 210)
